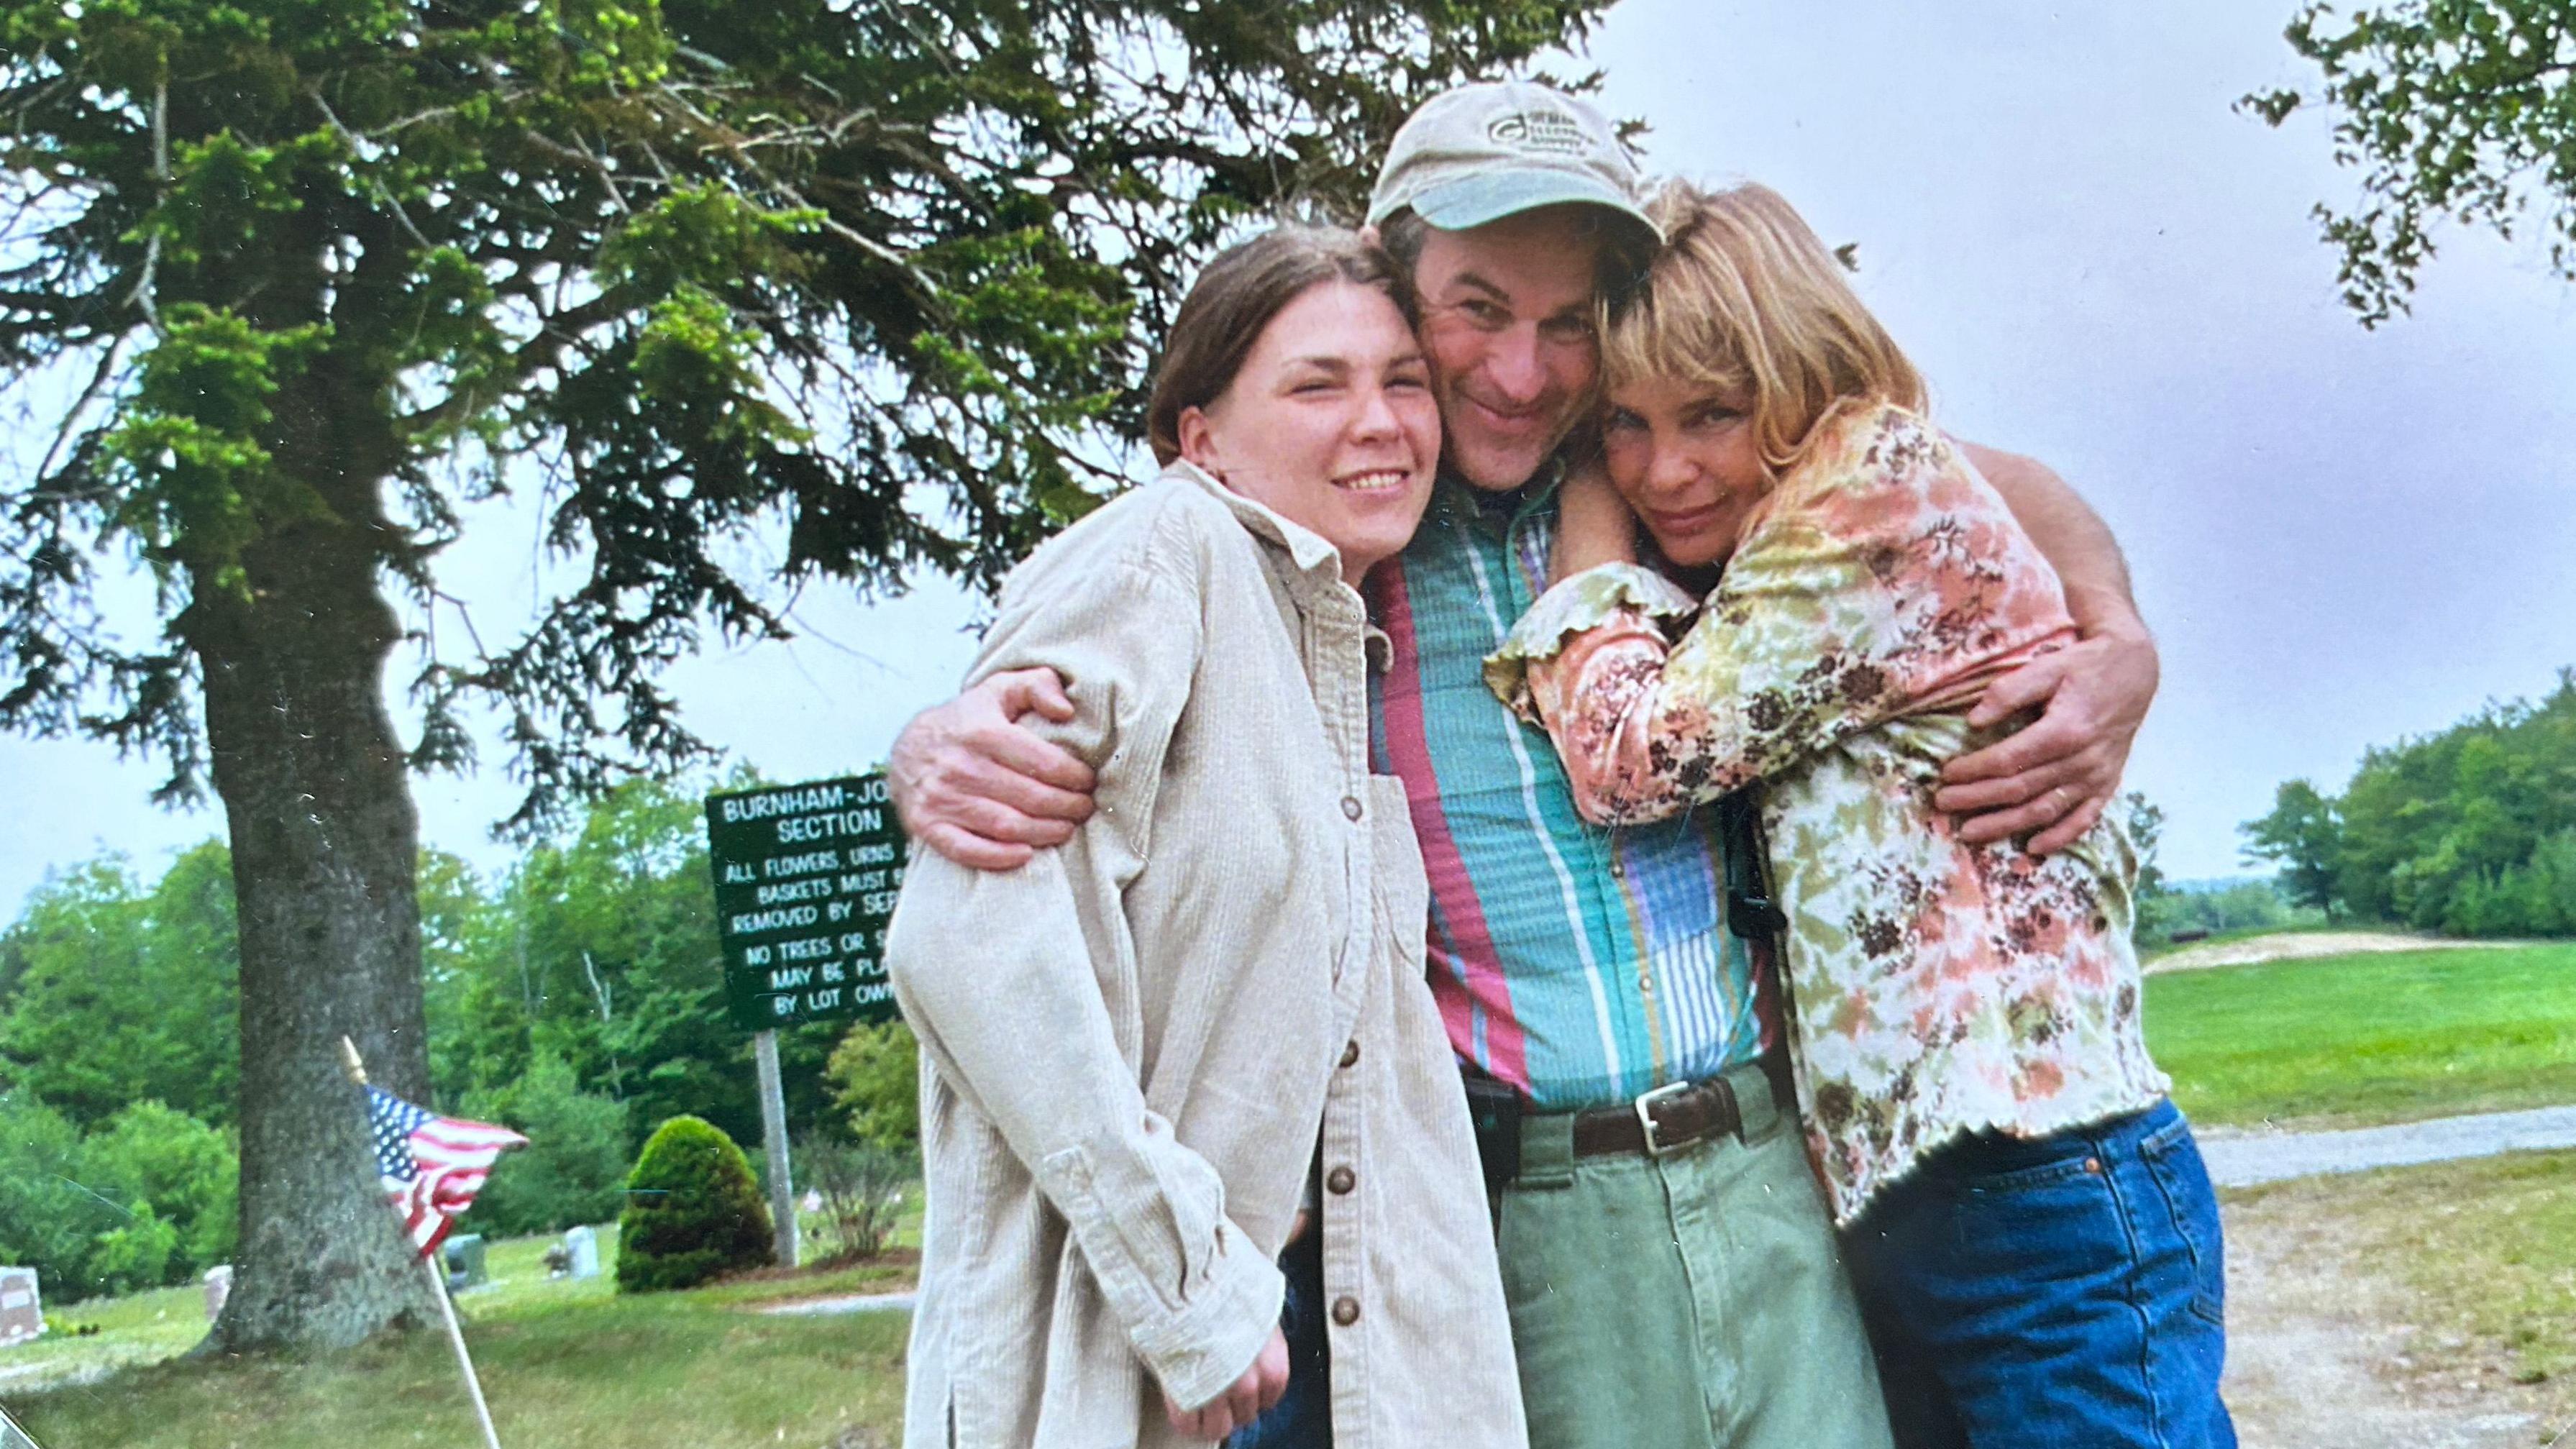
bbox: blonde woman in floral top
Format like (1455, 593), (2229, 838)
(1485, 180), (2235, 1449)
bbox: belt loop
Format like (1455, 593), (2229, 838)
(1515, 1110), (1579, 1189)
(1725, 1059), (1780, 1143)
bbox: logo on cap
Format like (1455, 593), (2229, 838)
(1487, 110), (1589, 157)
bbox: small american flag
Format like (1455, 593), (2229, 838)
(365, 1086), (528, 1258)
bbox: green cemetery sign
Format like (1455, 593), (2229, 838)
(703, 774), (907, 1030)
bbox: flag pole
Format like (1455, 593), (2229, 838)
(341, 1037), (506, 1449)
(421, 1250), (506, 1449)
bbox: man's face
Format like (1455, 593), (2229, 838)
(1410, 206), (1607, 492)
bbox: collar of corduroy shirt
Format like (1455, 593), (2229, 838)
(1171, 460), (1396, 672)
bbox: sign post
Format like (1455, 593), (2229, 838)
(703, 774), (908, 1271)
(752, 1028), (798, 1269)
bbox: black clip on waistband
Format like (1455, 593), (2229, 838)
(1461, 1072), (1524, 1194)
(1727, 889), (1789, 940)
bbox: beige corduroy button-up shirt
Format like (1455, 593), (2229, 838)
(886, 463), (1527, 1449)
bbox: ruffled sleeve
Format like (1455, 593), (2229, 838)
(1481, 562), (1699, 718)
(1481, 403), (2079, 828)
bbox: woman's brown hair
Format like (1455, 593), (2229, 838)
(1146, 226), (1418, 467)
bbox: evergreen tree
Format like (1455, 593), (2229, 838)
(0, 0), (1612, 1349)
(615, 1114), (770, 1292)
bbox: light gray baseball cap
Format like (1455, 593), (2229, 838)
(1366, 81), (1659, 250)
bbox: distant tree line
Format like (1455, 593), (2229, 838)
(0, 775), (903, 1304)
(0, 846), (241, 1301)
(2242, 669), (2576, 936)
(2124, 794), (2321, 946)
(2142, 878), (2324, 946)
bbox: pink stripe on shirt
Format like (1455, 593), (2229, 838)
(1373, 564), (1530, 1090)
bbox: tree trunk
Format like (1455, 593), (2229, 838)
(193, 439), (440, 1352)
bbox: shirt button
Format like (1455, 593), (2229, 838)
(1325, 1166), (1356, 1195)
(1339, 1040), (1360, 1069)
(1330, 1296), (1360, 1327)
(1341, 795), (1364, 821)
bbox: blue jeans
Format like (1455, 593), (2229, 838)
(1229, 1224), (1331, 1449)
(1840, 1099), (2236, 1449)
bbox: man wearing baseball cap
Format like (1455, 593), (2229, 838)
(1366, 81), (1663, 245)
(891, 79), (2161, 1449)
(1351, 80), (1896, 1449)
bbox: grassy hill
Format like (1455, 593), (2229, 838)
(2147, 939), (2576, 1128)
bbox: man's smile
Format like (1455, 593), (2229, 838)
(1459, 393), (1555, 434)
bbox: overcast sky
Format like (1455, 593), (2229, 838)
(5, 0), (2572, 916)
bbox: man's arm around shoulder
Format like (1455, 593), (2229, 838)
(1942, 440), (2160, 854)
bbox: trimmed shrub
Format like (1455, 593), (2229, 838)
(616, 1115), (772, 1292)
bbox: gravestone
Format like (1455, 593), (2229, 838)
(203, 1264), (233, 1322)
(442, 1234), (489, 1292)
(563, 1225), (601, 1280)
(0, 1269), (41, 1348)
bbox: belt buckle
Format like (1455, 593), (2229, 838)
(1632, 1079), (1696, 1158)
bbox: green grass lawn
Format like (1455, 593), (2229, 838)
(0, 1283), (206, 1391)
(2147, 941), (2576, 1128)
(1, 1217), (922, 1448)
(9, 1284), (910, 1449)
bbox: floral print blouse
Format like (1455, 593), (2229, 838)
(1485, 401), (2168, 1222)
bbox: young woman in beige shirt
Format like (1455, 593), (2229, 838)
(886, 228), (1525, 1449)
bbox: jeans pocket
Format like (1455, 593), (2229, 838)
(2139, 1119), (2228, 1328)
(1947, 1126), (2101, 1191)
(1947, 1149), (2129, 1281)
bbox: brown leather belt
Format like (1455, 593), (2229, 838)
(1571, 1072), (1745, 1158)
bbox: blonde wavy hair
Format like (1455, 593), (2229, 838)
(1602, 179), (1925, 477)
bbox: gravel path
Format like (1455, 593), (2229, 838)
(2199, 1105), (2576, 1189)
(2220, 1193), (2547, 1449)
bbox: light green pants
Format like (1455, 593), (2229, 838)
(1494, 1062), (1895, 1449)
